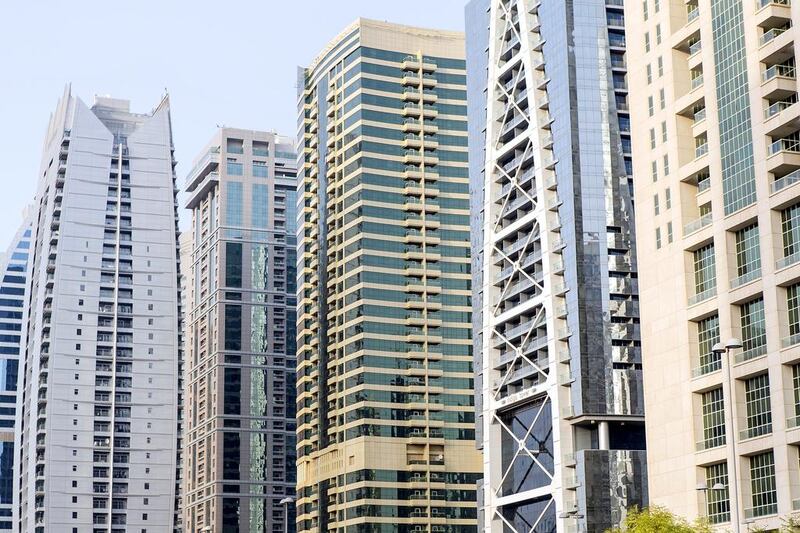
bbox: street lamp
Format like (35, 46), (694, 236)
(712, 338), (742, 533)
(696, 482), (726, 518)
(280, 496), (295, 533)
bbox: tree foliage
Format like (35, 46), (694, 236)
(606, 506), (800, 533)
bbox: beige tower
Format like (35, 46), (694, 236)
(628, 0), (800, 529)
(296, 18), (481, 533)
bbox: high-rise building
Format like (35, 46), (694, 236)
(467, 1), (648, 531)
(627, 1), (800, 529)
(296, 18), (481, 533)
(182, 128), (298, 532)
(0, 211), (33, 531)
(15, 88), (182, 532)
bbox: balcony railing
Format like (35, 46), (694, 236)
(777, 250), (800, 269)
(691, 74), (704, 90)
(688, 286), (716, 305)
(687, 6), (700, 22)
(695, 142), (709, 158)
(695, 434), (726, 451)
(684, 213), (713, 235)
(763, 64), (796, 82)
(769, 138), (800, 155)
(691, 356), (722, 378)
(730, 268), (761, 288)
(744, 503), (778, 519)
(734, 343), (767, 363)
(759, 0), (791, 8)
(688, 40), (702, 56)
(739, 422), (772, 440)
(771, 168), (800, 193)
(765, 100), (795, 118)
(760, 25), (790, 46)
(782, 332), (800, 348)
(694, 108), (707, 123)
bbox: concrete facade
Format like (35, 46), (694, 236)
(628, 0), (800, 529)
(15, 89), (182, 533)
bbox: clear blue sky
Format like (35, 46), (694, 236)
(0, 0), (466, 244)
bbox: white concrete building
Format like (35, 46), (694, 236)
(16, 88), (182, 533)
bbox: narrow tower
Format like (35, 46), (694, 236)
(467, 1), (648, 531)
(297, 18), (482, 533)
(16, 89), (182, 533)
(182, 128), (298, 532)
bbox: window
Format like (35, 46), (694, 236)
(651, 161), (658, 182)
(653, 194), (660, 215)
(657, 56), (664, 77)
(749, 451), (778, 517)
(665, 188), (671, 209)
(253, 141), (269, 157)
(697, 315), (720, 375)
(743, 374), (772, 439)
(642, 0), (648, 20)
(733, 224), (761, 284)
(252, 184), (268, 229)
(226, 158), (243, 176)
(667, 222), (673, 243)
(645, 32), (651, 53)
(661, 121), (667, 142)
(655, 24), (662, 44)
(781, 203), (800, 263)
(649, 128), (656, 149)
(659, 88), (665, 109)
(791, 365), (800, 426)
(654, 0), (660, 11)
(646, 64), (653, 84)
(790, 286), (800, 347)
(226, 138), (244, 154)
(700, 388), (725, 449)
(225, 181), (244, 236)
(705, 463), (730, 524)
(692, 243), (716, 300)
(655, 228), (662, 249)
(663, 154), (670, 175)
(648, 96), (654, 116)
(253, 160), (268, 178)
(740, 298), (767, 361)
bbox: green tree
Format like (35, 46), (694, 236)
(606, 507), (711, 533)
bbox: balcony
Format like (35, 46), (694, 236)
(739, 422), (772, 441)
(185, 146), (220, 192)
(744, 503), (778, 519)
(762, 64), (796, 100)
(730, 268), (761, 289)
(734, 343), (767, 363)
(771, 167), (800, 193)
(695, 434), (725, 451)
(683, 213), (713, 236)
(688, 286), (716, 306)
(767, 137), (800, 175)
(777, 250), (800, 269)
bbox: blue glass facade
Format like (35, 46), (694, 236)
(0, 220), (31, 527)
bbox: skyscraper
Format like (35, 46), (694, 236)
(467, 1), (648, 531)
(0, 212), (33, 531)
(15, 89), (182, 533)
(182, 128), (298, 532)
(628, 1), (800, 529)
(296, 18), (481, 533)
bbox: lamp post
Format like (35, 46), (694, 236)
(712, 338), (743, 533)
(280, 496), (295, 533)
(696, 482), (726, 519)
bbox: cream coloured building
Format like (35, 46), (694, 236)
(627, 0), (800, 529)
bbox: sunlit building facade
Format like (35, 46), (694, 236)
(296, 18), (481, 533)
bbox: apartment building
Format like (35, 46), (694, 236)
(182, 128), (298, 532)
(467, 0), (648, 531)
(627, 0), (800, 529)
(15, 89), (182, 533)
(0, 213), (33, 530)
(296, 18), (481, 533)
